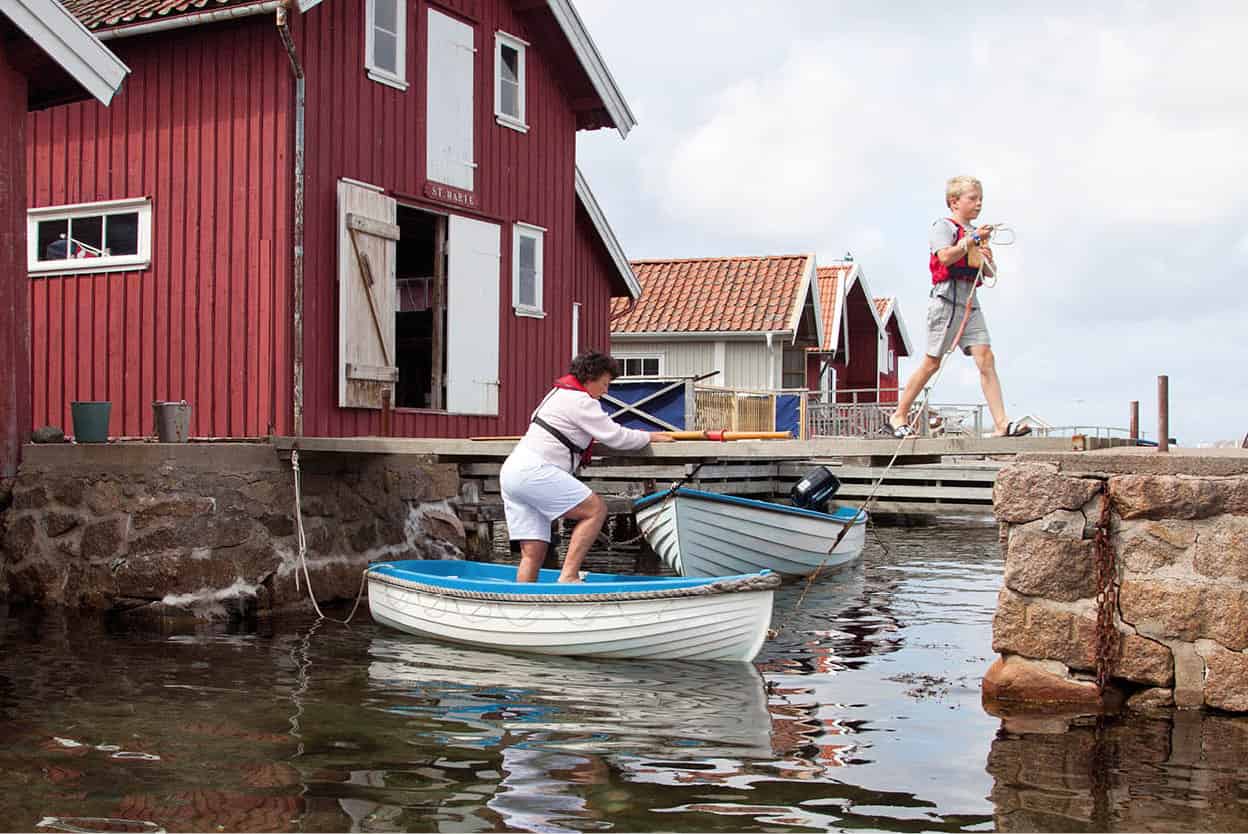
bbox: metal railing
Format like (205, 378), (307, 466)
(805, 388), (988, 438)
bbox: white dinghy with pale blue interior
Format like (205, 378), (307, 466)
(633, 487), (867, 579)
(366, 559), (779, 661)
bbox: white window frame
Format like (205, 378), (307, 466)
(512, 222), (544, 318)
(888, 348), (896, 373)
(365, 0), (408, 90)
(571, 301), (581, 358)
(494, 31), (527, 132)
(28, 197), (152, 277)
(615, 353), (664, 379)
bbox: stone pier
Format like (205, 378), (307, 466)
(0, 443), (463, 621)
(985, 448), (1248, 713)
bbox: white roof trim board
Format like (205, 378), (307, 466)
(545, 0), (637, 138)
(3, 0), (129, 105)
(875, 297), (915, 356)
(575, 167), (640, 300)
(786, 254), (822, 348)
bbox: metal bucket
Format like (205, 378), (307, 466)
(153, 400), (191, 443)
(70, 401), (111, 443)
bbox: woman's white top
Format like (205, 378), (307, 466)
(510, 388), (652, 473)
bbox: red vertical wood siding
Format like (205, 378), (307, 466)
(295, 0), (619, 438)
(24, 20), (292, 439)
(1, 52), (29, 476)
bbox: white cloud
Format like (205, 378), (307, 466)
(576, 1), (1248, 443)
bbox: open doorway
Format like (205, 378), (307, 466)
(394, 206), (447, 409)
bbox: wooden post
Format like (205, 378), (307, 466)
(1129, 400), (1139, 441)
(684, 378), (695, 431)
(1157, 376), (1169, 453)
(431, 215), (447, 410)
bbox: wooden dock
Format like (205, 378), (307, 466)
(273, 435), (1132, 536)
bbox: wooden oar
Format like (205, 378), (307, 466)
(665, 430), (791, 441)
(468, 430), (792, 442)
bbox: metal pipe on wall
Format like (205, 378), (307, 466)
(276, 2), (305, 436)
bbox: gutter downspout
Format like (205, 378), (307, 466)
(276, 2), (305, 437)
(97, 1), (281, 39)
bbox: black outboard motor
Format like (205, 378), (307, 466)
(790, 465), (842, 511)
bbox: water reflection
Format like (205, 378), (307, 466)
(1, 521), (1246, 832)
(988, 710), (1248, 832)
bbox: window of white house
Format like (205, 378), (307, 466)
(512, 222), (544, 316)
(28, 198), (152, 276)
(617, 355), (662, 378)
(494, 31), (527, 131)
(366, 0), (407, 89)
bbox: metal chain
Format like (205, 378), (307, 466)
(1092, 484), (1120, 692)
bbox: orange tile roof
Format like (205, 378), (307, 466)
(874, 297), (892, 319)
(611, 255), (813, 334)
(63, 0), (262, 31)
(815, 264), (852, 351)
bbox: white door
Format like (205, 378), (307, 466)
(427, 9), (475, 190)
(446, 215), (500, 414)
(337, 179), (399, 409)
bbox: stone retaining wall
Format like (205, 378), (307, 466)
(985, 450), (1248, 713)
(0, 443), (462, 621)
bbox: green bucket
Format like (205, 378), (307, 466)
(71, 401), (111, 443)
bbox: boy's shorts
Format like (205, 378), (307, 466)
(926, 281), (991, 357)
(499, 449), (592, 542)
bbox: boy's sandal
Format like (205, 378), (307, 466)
(993, 421), (1032, 438)
(889, 420), (914, 439)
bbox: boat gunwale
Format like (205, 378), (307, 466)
(634, 487), (867, 524)
(367, 564), (780, 601)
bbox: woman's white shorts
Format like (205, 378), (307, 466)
(499, 449), (592, 542)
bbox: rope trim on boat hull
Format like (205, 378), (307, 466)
(365, 571), (780, 603)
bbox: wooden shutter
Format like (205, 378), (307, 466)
(427, 9), (475, 190)
(337, 179), (400, 409)
(446, 215), (500, 415)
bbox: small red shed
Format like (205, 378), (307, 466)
(24, 0), (640, 442)
(806, 260), (911, 403)
(1, 0), (127, 477)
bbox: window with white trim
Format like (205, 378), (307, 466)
(888, 348), (896, 373)
(28, 198), (152, 276)
(616, 355), (663, 378)
(366, 0), (407, 90)
(512, 222), (544, 316)
(494, 31), (527, 131)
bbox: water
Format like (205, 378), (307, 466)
(2, 521), (1246, 833)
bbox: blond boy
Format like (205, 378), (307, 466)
(889, 176), (1029, 438)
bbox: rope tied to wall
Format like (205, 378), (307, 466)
(291, 448), (368, 626)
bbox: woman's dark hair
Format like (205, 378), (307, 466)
(569, 351), (621, 384)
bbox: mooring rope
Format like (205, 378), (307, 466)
(797, 225), (1015, 606)
(290, 448), (369, 625)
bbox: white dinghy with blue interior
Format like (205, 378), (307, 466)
(633, 466), (867, 579)
(366, 559), (779, 661)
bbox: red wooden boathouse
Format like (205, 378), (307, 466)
(23, 0), (640, 442)
(1, 0), (127, 478)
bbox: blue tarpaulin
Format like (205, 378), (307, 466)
(603, 380), (688, 430)
(774, 394), (801, 437)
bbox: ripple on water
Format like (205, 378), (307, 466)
(1, 521), (1246, 832)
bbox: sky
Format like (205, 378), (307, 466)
(573, 1), (1248, 446)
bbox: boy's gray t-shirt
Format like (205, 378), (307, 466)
(929, 217), (963, 254)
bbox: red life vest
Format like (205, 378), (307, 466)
(930, 219), (980, 285)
